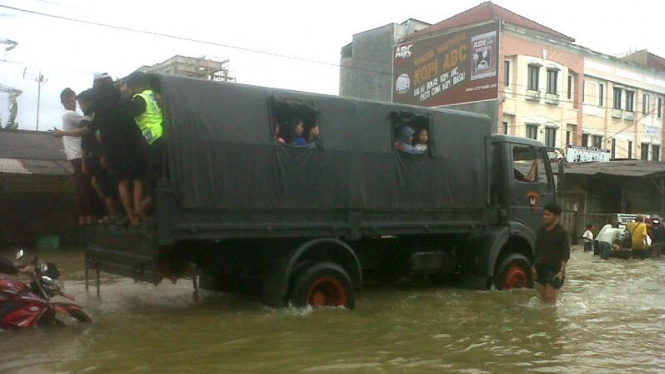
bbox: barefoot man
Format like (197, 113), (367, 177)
(533, 203), (570, 304)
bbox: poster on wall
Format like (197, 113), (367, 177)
(392, 21), (500, 107)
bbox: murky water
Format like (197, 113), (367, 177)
(0, 247), (663, 373)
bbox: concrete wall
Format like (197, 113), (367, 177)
(339, 23), (399, 102)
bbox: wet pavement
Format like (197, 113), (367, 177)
(0, 247), (663, 373)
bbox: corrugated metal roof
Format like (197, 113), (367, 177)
(406, 1), (575, 42)
(566, 160), (665, 178)
(0, 158), (31, 174)
(0, 129), (67, 160)
(0, 130), (72, 176)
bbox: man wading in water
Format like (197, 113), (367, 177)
(532, 203), (570, 304)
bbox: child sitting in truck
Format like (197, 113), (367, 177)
(413, 128), (429, 153)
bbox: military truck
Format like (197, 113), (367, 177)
(85, 75), (560, 309)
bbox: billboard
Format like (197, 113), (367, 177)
(566, 145), (611, 163)
(392, 21), (500, 107)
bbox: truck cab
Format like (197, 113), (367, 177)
(492, 135), (556, 234)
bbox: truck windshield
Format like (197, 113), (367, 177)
(513, 146), (550, 187)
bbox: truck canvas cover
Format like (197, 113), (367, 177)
(157, 75), (492, 241)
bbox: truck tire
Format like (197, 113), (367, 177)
(290, 262), (356, 310)
(494, 253), (533, 290)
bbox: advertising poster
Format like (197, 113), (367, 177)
(392, 21), (500, 107)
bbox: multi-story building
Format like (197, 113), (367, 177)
(339, 1), (665, 160)
(139, 55), (235, 82)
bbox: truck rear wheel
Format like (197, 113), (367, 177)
(494, 253), (533, 290)
(290, 262), (356, 310)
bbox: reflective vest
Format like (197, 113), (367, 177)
(133, 89), (163, 145)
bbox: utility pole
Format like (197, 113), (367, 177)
(23, 68), (47, 131)
(36, 70), (43, 131)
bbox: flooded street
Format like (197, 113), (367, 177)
(0, 247), (663, 373)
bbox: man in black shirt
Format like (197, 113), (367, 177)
(532, 203), (570, 304)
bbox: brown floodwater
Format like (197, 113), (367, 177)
(0, 247), (663, 373)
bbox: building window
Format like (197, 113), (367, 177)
(659, 97), (663, 118)
(545, 127), (557, 148)
(504, 61), (510, 87)
(502, 121), (509, 134)
(641, 143), (649, 160)
(526, 124), (538, 140)
(613, 87), (622, 110)
(566, 130), (571, 146)
(528, 65), (540, 91)
(598, 83), (604, 107)
(547, 69), (558, 94)
(581, 134), (589, 147)
(653, 145), (660, 161)
(643, 94), (650, 115)
(611, 139), (616, 159)
(626, 91), (635, 112)
(567, 75), (573, 99)
(628, 141), (633, 159)
(592, 135), (603, 149)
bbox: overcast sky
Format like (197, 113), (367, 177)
(2, 0), (665, 131)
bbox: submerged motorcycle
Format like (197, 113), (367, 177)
(0, 250), (91, 329)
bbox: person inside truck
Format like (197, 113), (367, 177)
(277, 116), (307, 146)
(413, 128), (429, 153)
(513, 159), (538, 182)
(394, 126), (416, 153)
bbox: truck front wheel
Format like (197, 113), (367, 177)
(290, 262), (356, 310)
(494, 253), (533, 290)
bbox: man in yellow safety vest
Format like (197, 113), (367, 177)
(123, 71), (164, 221)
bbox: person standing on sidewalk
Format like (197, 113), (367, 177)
(532, 203), (570, 305)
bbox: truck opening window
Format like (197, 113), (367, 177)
(391, 111), (430, 154)
(269, 95), (320, 146)
(513, 146), (549, 186)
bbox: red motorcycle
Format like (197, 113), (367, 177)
(0, 250), (91, 329)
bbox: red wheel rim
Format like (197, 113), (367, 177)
(503, 265), (528, 289)
(306, 277), (347, 307)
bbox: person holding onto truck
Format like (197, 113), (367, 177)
(532, 203), (570, 305)
(77, 89), (117, 224)
(93, 74), (147, 226)
(56, 88), (95, 227)
(582, 224), (594, 252)
(626, 215), (649, 259)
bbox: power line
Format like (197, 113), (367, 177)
(0, 4), (351, 71)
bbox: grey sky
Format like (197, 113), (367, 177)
(1, 0), (664, 131)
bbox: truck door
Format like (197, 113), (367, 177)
(509, 145), (555, 233)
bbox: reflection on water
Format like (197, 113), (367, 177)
(0, 247), (663, 373)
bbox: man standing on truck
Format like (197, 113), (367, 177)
(122, 71), (164, 221)
(532, 203), (570, 304)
